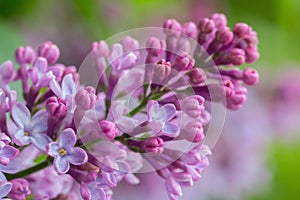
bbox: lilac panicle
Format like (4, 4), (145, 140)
(11, 103), (52, 151)
(47, 128), (88, 174)
(0, 12), (260, 200)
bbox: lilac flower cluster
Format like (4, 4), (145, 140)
(0, 13), (259, 200)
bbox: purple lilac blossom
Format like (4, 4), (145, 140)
(11, 103), (52, 151)
(47, 128), (88, 174)
(0, 12), (260, 200)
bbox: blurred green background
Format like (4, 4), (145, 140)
(0, 0), (300, 199)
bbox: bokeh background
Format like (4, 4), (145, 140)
(1, 0), (300, 199)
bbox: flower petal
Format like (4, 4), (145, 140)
(161, 122), (179, 137)
(58, 128), (76, 148)
(46, 143), (61, 157)
(115, 116), (138, 133)
(31, 110), (48, 133)
(0, 145), (19, 160)
(146, 100), (159, 120)
(62, 74), (76, 97)
(161, 104), (176, 121)
(14, 128), (30, 145)
(11, 103), (30, 128)
(0, 181), (12, 198)
(54, 156), (69, 174)
(67, 147), (87, 165)
(30, 133), (52, 152)
(33, 57), (48, 73)
(49, 79), (62, 98)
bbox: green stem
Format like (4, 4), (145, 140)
(5, 159), (52, 181)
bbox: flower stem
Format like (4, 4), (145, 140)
(5, 159), (52, 181)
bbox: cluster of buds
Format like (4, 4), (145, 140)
(0, 13), (259, 200)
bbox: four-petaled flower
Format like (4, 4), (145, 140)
(146, 100), (179, 137)
(11, 103), (52, 151)
(47, 128), (88, 174)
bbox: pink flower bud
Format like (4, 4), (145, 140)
(173, 52), (195, 71)
(181, 121), (204, 142)
(154, 59), (171, 79)
(181, 95), (205, 118)
(120, 36), (139, 52)
(228, 48), (246, 65)
(38, 41), (60, 65)
(245, 48), (260, 63)
(63, 66), (79, 83)
(91, 40), (109, 57)
(146, 37), (166, 56)
(0, 60), (14, 83)
(210, 13), (227, 28)
(188, 68), (206, 84)
(226, 85), (248, 110)
(243, 67), (259, 85)
(234, 23), (252, 38)
(163, 19), (182, 37)
(46, 97), (67, 118)
(75, 86), (97, 110)
(182, 22), (197, 38)
(15, 46), (35, 65)
(8, 178), (31, 200)
(222, 79), (234, 97)
(99, 120), (119, 140)
(215, 27), (233, 45)
(142, 137), (164, 154)
(198, 18), (215, 34)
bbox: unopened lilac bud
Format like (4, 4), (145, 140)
(91, 40), (109, 57)
(243, 68), (259, 85)
(165, 177), (183, 197)
(181, 121), (204, 142)
(181, 95), (205, 118)
(198, 18), (215, 34)
(75, 86), (97, 110)
(146, 37), (166, 57)
(245, 48), (260, 63)
(228, 48), (246, 65)
(120, 36), (139, 52)
(15, 46), (35, 65)
(226, 86), (248, 110)
(210, 13), (227, 28)
(163, 19), (182, 37)
(99, 120), (119, 140)
(38, 41), (60, 64)
(63, 66), (79, 83)
(182, 22), (197, 38)
(0, 60), (14, 83)
(245, 31), (258, 48)
(215, 27), (233, 45)
(188, 68), (206, 84)
(142, 137), (164, 154)
(8, 178), (31, 200)
(154, 59), (171, 79)
(46, 97), (67, 118)
(173, 52), (195, 71)
(234, 23), (252, 38)
(222, 79), (234, 97)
